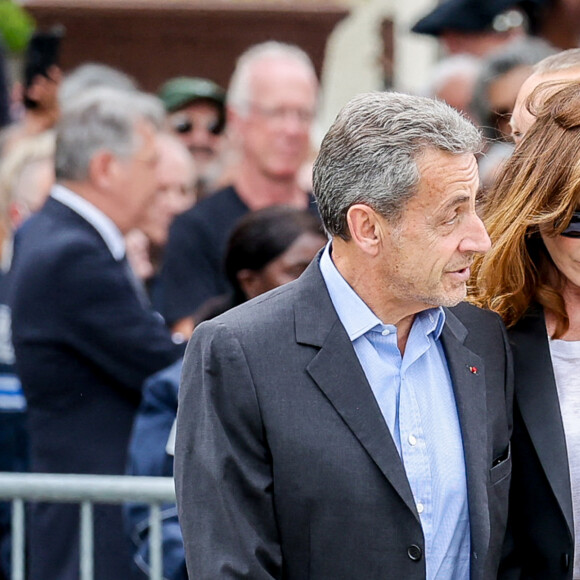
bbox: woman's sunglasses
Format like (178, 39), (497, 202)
(561, 211), (580, 238)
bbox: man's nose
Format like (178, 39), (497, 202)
(462, 213), (491, 254)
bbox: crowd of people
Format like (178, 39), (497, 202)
(0, 38), (326, 580)
(0, 0), (580, 578)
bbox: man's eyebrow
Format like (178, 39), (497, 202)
(439, 194), (471, 213)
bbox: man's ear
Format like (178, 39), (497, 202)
(89, 150), (117, 190)
(346, 204), (383, 256)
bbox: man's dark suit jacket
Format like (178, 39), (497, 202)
(8, 196), (183, 580)
(499, 305), (574, 580)
(175, 258), (514, 580)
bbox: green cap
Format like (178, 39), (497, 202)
(157, 76), (226, 113)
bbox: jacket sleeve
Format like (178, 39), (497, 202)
(174, 320), (282, 579)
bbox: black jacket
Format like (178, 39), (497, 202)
(499, 305), (574, 580)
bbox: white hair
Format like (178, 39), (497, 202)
(227, 41), (317, 115)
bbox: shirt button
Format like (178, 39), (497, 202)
(416, 502), (424, 514)
(408, 434), (417, 446)
(381, 328), (390, 336)
(407, 544), (423, 561)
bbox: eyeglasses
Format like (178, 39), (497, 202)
(561, 211), (580, 238)
(172, 117), (224, 136)
(250, 104), (315, 125)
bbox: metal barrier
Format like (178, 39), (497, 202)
(0, 472), (176, 580)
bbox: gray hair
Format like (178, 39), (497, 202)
(59, 63), (138, 108)
(227, 41), (317, 115)
(313, 91), (482, 239)
(470, 37), (556, 138)
(55, 87), (165, 181)
(533, 47), (580, 75)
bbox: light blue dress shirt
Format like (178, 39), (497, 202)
(319, 243), (470, 580)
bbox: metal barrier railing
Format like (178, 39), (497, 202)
(0, 472), (176, 580)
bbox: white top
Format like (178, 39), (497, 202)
(550, 337), (580, 579)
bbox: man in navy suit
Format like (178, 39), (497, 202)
(8, 87), (184, 580)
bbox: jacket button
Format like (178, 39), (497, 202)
(407, 544), (422, 561)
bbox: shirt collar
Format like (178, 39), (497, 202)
(51, 184), (126, 261)
(319, 242), (446, 341)
(420, 306), (446, 340)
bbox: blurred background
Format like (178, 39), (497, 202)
(0, 0), (440, 137)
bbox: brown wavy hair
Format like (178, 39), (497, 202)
(470, 81), (580, 337)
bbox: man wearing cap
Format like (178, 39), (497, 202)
(157, 42), (320, 337)
(412, 0), (527, 56)
(158, 76), (227, 197)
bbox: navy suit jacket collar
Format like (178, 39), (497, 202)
(46, 193), (125, 260)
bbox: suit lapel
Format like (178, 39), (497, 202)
(306, 322), (419, 515)
(441, 309), (489, 575)
(510, 307), (574, 536)
(294, 259), (418, 516)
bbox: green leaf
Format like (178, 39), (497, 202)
(0, 1), (36, 53)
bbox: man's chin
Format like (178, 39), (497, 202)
(440, 286), (467, 308)
(427, 284), (467, 309)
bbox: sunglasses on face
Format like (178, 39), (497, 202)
(172, 117), (224, 136)
(561, 211), (580, 238)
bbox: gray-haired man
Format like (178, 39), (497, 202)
(175, 91), (513, 580)
(9, 87), (183, 580)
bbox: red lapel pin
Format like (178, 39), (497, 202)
(468, 365), (478, 375)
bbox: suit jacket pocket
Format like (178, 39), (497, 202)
(490, 442), (511, 485)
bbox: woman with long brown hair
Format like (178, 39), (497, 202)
(471, 81), (580, 580)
